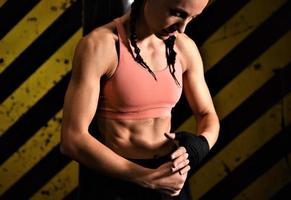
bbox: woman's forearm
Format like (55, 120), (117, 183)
(60, 130), (151, 184)
(196, 112), (220, 149)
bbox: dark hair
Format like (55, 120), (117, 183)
(129, 0), (181, 86)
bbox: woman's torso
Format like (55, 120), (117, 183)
(96, 117), (177, 159)
(92, 15), (185, 159)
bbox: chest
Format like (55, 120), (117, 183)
(138, 46), (169, 72)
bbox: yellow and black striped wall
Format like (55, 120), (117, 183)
(0, 0), (290, 199)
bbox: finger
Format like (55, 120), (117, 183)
(159, 188), (181, 197)
(164, 132), (175, 140)
(172, 152), (188, 168)
(171, 146), (187, 160)
(179, 165), (191, 175)
(171, 191), (181, 197)
(157, 161), (176, 176)
(172, 159), (189, 172)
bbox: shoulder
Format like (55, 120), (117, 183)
(76, 22), (117, 60)
(72, 21), (118, 78)
(175, 33), (203, 73)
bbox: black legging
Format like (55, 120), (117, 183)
(78, 154), (193, 200)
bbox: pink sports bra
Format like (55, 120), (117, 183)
(96, 18), (183, 119)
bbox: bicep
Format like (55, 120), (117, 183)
(62, 36), (111, 136)
(62, 73), (100, 134)
(182, 46), (216, 118)
(183, 70), (215, 117)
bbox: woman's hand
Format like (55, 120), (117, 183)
(153, 160), (190, 196)
(165, 132), (210, 176)
(136, 146), (190, 196)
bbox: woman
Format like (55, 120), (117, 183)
(60, 0), (220, 199)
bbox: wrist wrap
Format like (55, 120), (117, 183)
(175, 131), (210, 176)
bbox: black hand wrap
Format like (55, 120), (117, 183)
(175, 131), (210, 176)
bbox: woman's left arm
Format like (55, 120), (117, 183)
(180, 35), (220, 149)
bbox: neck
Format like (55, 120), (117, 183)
(134, 13), (151, 40)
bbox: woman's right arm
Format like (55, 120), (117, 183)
(60, 30), (147, 179)
(60, 29), (189, 196)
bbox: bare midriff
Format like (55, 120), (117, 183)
(96, 116), (177, 159)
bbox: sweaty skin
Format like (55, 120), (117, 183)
(97, 116), (177, 159)
(61, 0), (219, 197)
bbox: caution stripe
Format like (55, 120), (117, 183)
(0, 111), (62, 194)
(0, 0), (81, 104)
(0, 29), (82, 136)
(0, 72), (70, 164)
(0, 0), (81, 163)
(209, 63), (291, 156)
(30, 161), (78, 200)
(200, 124), (291, 199)
(189, 91), (291, 198)
(234, 154), (291, 199)
(1, 145), (70, 199)
(0, 0), (41, 39)
(186, 0), (251, 46)
(200, 0), (287, 71)
(214, 31), (291, 119)
(206, 0), (291, 96)
(0, 0), (75, 73)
